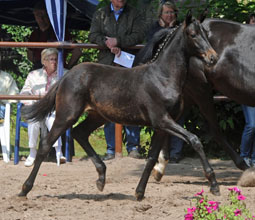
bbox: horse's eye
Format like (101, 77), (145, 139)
(190, 33), (196, 38)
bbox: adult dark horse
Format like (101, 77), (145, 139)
(19, 12), (217, 201)
(137, 18), (255, 181)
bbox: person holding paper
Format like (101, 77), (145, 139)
(89, 0), (145, 160)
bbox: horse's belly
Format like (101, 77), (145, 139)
(97, 107), (149, 126)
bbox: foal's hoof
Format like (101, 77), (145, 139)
(152, 169), (163, 182)
(96, 179), (105, 192)
(210, 186), (220, 196)
(135, 191), (145, 201)
(18, 191), (28, 198)
(238, 160), (250, 171)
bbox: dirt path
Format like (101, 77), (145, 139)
(1, 157), (255, 220)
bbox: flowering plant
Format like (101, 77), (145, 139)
(185, 187), (255, 220)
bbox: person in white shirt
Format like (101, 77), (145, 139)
(0, 70), (19, 122)
(20, 48), (66, 167)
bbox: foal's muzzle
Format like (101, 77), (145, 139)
(203, 49), (218, 66)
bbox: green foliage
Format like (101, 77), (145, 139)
(70, 30), (99, 63)
(208, 0), (255, 22)
(1, 24), (33, 89)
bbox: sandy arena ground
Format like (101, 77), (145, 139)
(0, 157), (255, 220)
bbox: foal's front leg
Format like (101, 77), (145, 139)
(71, 112), (107, 192)
(161, 117), (220, 196)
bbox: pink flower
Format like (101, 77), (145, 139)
(208, 201), (220, 210)
(184, 213), (193, 220)
(237, 194), (246, 200)
(206, 206), (213, 213)
(187, 207), (196, 214)
(194, 189), (204, 197)
(228, 187), (241, 195)
(234, 209), (241, 216)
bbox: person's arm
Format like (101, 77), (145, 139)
(66, 47), (82, 69)
(88, 9), (107, 47)
(27, 30), (37, 63)
(20, 73), (33, 105)
(63, 28), (82, 69)
(6, 77), (19, 95)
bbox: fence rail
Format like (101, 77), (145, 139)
(0, 41), (144, 50)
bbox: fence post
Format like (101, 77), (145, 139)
(115, 123), (123, 158)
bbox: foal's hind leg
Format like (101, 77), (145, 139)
(19, 104), (82, 197)
(136, 131), (168, 200)
(71, 111), (107, 192)
(151, 131), (170, 182)
(19, 119), (65, 197)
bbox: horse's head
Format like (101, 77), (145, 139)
(183, 10), (218, 66)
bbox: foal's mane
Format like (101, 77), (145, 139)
(134, 25), (180, 66)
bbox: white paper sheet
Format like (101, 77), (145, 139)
(113, 51), (135, 68)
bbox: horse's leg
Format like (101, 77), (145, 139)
(184, 87), (247, 169)
(71, 111), (107, 191)
(18, 115), (72, 197)
(194, 97), (247, 170)
(136, 116), (219, 201)
(186, 58), (247, 170)
(19, 96), (84, 197)
(136, 131), (167, 201)
(162, 117), (219, 195)
(151, 131), (170, 182)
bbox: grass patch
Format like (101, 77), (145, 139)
(4, 114), (152, 160)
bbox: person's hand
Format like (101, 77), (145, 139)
(22, 100), (33, 105)
(159, 18), (166, 27)
(105, 37), (118, 49)
(111, 47), (121, 57)
(169, 19), (176, 27)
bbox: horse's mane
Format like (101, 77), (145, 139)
(134, 26), (179, 66)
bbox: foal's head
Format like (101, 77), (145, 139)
(183, 10), (218, 66)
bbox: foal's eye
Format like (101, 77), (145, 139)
(190, 33), (196, 38)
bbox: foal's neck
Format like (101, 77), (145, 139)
(156, 32), (187, 77)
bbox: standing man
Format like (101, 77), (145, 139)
(89, 0), (145, 160)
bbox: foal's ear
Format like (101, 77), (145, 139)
(185, 10), (193, 26)
(199, 8), (208, 23)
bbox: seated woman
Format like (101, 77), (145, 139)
(20, 48), (66, 167)
(0, 70), (19, 122)
(0, 70), (19, 162)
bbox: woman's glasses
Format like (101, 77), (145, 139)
(47, 58), (58, 62)
(162, 11), (175, 15)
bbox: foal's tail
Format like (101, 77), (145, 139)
(21, 81), (60, 122)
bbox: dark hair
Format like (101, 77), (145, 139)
(33, 1), (46, 11)
(246, 13), (255, 24)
